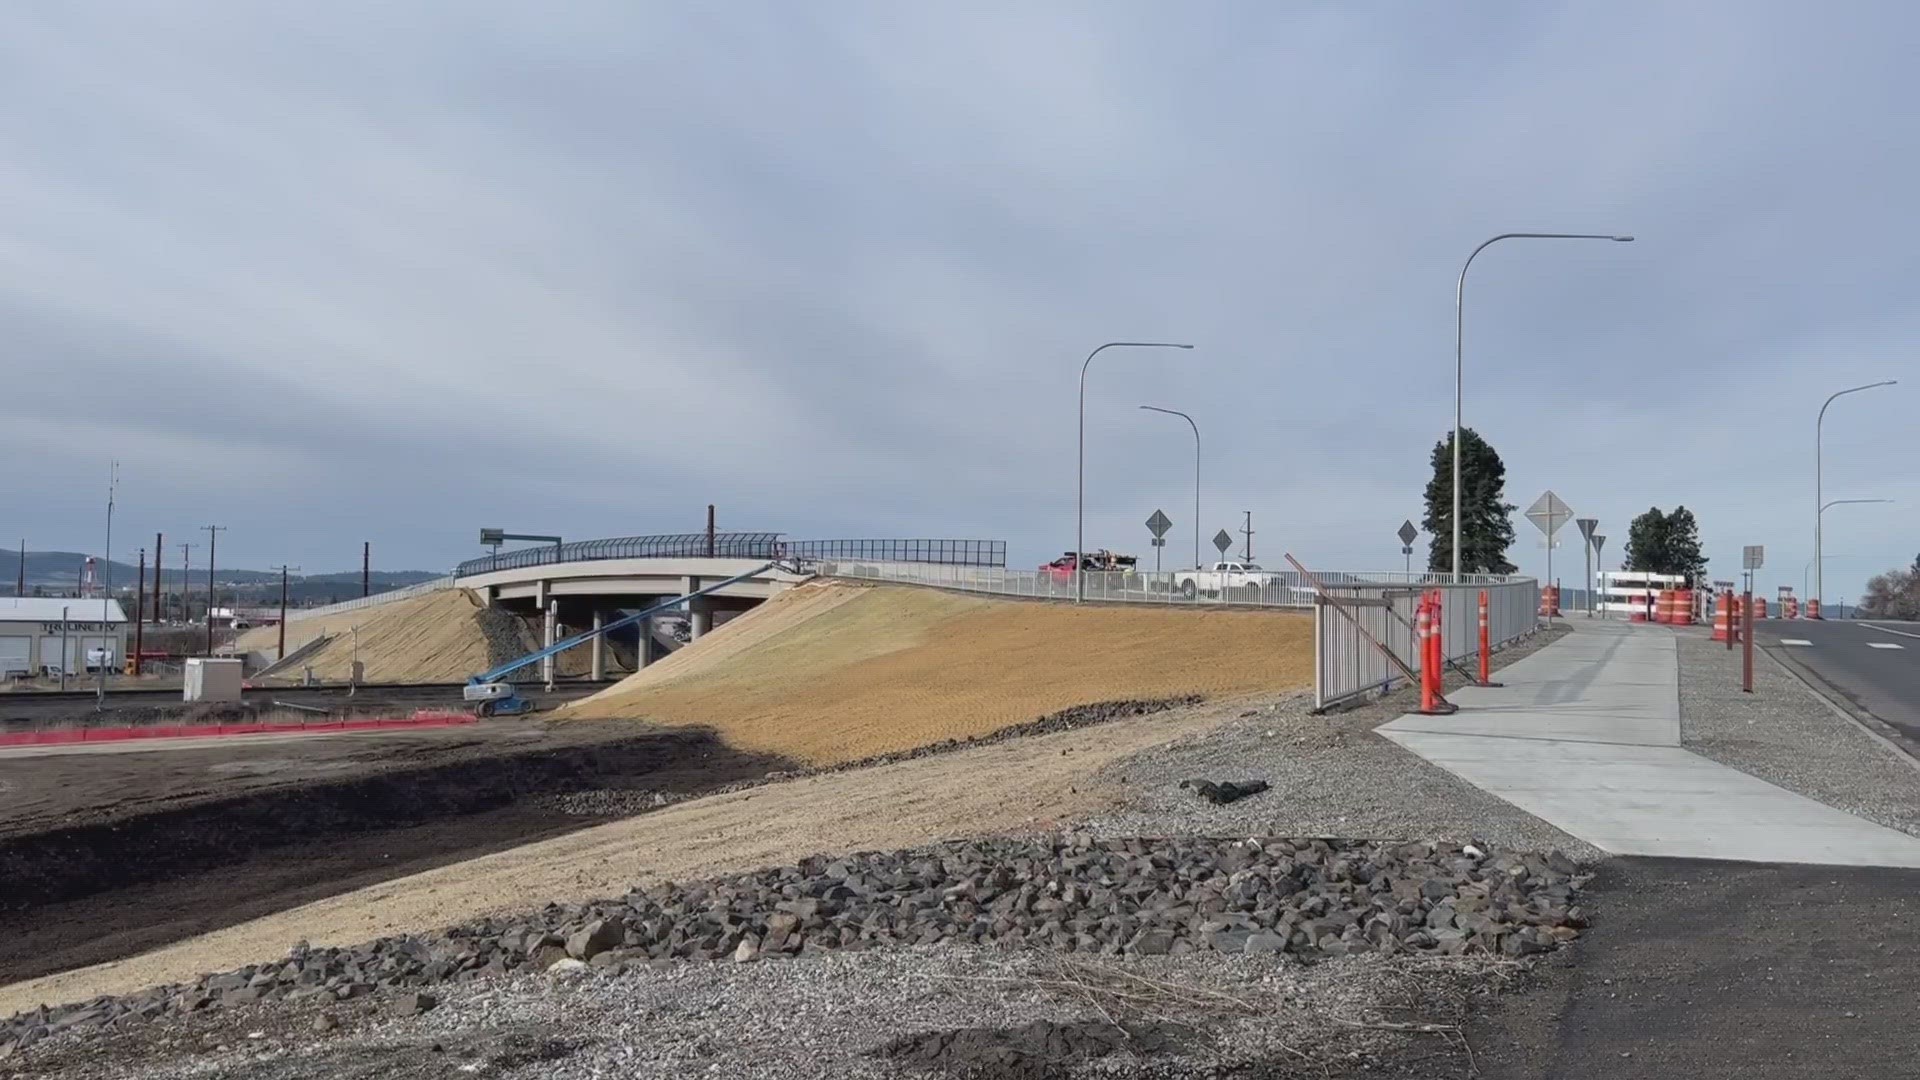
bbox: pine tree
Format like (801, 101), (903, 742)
(1625, 505), (1708, 585)
(1421, 427), (1517, 574)
(1663, 506), (1708, 586)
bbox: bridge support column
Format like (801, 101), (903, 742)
(589, 609), (606, 681)
(634, 617), (651, 671)
(541, 599), (557, 690)
(689, 597), (713, 641)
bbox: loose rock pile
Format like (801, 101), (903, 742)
(0, 835), (1585, 1056)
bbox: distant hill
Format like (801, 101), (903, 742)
(0, 550), (442, 599)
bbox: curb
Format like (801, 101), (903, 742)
(1759, 644), (1920, 775)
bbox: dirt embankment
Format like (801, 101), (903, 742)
(236, 589), (533, 684)
(0, 699), (1248, 1015)
(0, 721), (788, 988)
(563, 582), (1315, 764)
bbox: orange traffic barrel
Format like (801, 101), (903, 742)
(1711, 592), (1736, 641)
(1753, 596), (1769, 620)
(1807, 598), (1823, 619)
(1784, 596), (1799, 620)
(1674, 589), (1695, 626)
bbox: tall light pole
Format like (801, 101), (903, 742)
(1817, 498), (1891, 610)
(1453, 232), (1633, 578)
(1139, 406), (1200, 570)
(1078, 342), (1192, 600)
(1816, 381), (1896, 610)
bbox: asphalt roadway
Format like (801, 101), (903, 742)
(1475, 857), (1920, 1078)
(1757, 618), (1920, 750)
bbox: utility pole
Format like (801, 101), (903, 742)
(203, 525), (227, 656)
(273, 564), (301, 659)
(152, 532), (164, 625)
(362, 542), (370, 597)
(97, 461), (117, 707)
(13, 539), (21, 597)
(133, 549), (146, 676)
(1239, 511), (1255, 562)
(179, 542), (196, 624)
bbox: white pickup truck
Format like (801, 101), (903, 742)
(1171, 560), (1286, 599)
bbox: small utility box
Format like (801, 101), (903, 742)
(184, 657), (244, 703)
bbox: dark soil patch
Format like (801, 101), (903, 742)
(878, 1018), (1188, 1077)
(0, 727), (788, 985)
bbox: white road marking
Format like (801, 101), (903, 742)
(1865, 622), (1920, 640)
(1780, 639), (1814, 646)
(1867, 642), (1904, 650)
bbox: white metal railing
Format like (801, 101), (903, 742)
(813, 559), (1537, 711)
(816, 559), (1525, 610)
(1313, 577), (1539, 710)
(282, 575), (457, 623)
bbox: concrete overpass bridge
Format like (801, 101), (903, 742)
(452, 534), (1004, 679)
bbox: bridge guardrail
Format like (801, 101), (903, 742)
(282, 575), (457, 623)
(455, 535), (1006, 579)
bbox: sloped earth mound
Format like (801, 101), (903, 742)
(1, 833), (1588, 1069)
(564, 581), (1314, 765)
(236, 589), (585, 685)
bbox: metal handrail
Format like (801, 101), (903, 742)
(454, 535), (1007, 579)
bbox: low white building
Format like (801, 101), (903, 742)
(0, 597), (130, 677)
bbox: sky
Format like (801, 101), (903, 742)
(2, 2), (1915, 603)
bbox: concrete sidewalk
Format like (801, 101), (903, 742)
(1380, 621), (1920, 867)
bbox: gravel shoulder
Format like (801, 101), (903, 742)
(1675, 629), (1920, 838)
(16, 948), (1513, 1080)
(1088, 626), (1600, 860)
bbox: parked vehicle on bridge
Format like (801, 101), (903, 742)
(1171, 560), (1285, 600)
(1039, 550), (1138, 581)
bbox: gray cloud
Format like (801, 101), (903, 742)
(1, 2), (1915, 599)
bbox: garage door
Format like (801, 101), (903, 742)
(0, 636), (28, 677)
(38, 636), (71, 675)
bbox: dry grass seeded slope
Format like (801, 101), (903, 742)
(563, 582), (1315, 764)
(236, 589), (519, 684)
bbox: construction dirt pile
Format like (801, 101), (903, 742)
(239, 589), (525, 685)
(562, 582), (1314, 764)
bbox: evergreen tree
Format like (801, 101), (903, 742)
(1421, 427), (1517, 574)
(1624, 505), (1708, 585)
(1663, 506), (1708, 585)
(1623, 507), (1668, 574)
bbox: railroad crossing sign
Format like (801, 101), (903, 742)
(1145, 510), (1172, 540)
(1213, 529), (1234, 556)
(1525, 491), (1574, 540)
(1743, 545), (1765, 570)
(1397, 520), (1418, 548)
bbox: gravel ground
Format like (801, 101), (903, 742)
(17, 947), (1516, 1079)
(1675, 629), (1920, 837)
(1087, 627), (1602, 860)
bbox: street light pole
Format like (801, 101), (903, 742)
(1816, 381), (1896, 610)
(1816, 498), (1892, 610)
(1454, 232), (1633, 579)
(1139, 406), (1200, 570)
(1078, 342), (1192, 601)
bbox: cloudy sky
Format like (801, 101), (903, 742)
(4, 2), (1915, 600)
